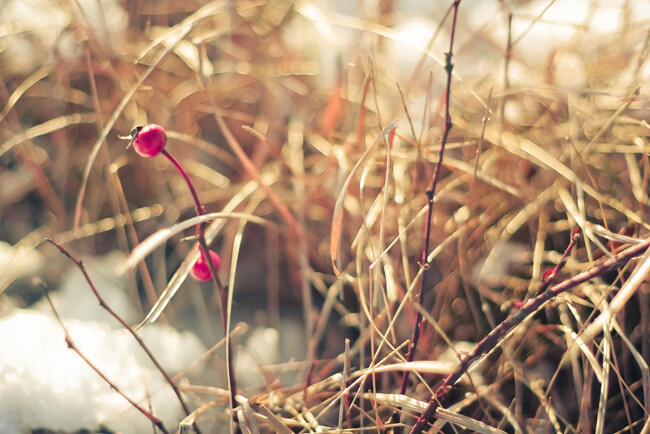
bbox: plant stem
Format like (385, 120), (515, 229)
(161, 148), (204, 218)
(160, 149), (227, 319)
(46, 239), (201, 434)
(160, 148), (237, 410)
(535, 228), (581, 296)
(399, 0), (461, 400)
(410, 235), (650, 433)
(39, 275), (171, 434)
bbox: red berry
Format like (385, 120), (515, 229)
(132, 124), (167, 158)
(190, 250), (221, 281)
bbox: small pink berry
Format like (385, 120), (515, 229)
(190, 250), (221, 281)
(131, 124), (167, 158)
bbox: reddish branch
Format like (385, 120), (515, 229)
(159, 149), (228, 317)
(536, 227), (581, 295)
(410, 233), (650, 433)
(46, 238), (201, 434)
(399, 0), (462, 398)
(41, 274), (170, 434)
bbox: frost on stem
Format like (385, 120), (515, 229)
(131, 124), (167, 158)
(190, 249), (221, 282)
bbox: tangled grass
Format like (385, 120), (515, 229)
(2, 0), (650, 432)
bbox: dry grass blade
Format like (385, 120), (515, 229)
(368, 393), (507, 434)
(73, 1), (226, 231)
(135, 1), (227, 63)
(581, 246), (650, 345)
(135, 180), (261, 327)
(558, 188), (611, 257)
(118, 212), (273, 275)
(444, 157), (521, 198)
(179, 401), (220, 434)
(495, 129), (650, 231)
(3, 0), (650, 432)
(250, 404), (293, 434)
(595, 321), (612, 434)
(0, 244), (40, 294)
(0, 65), (51, 123)
(611, 320), (650, 414)
(0, 113), (97, 157)
(330, 120), (398, 275)
(362, 360), (456, 376)
(642, 418), (650, 434)
(412, 236), (650, 432)
(557, 325), (603, 383)
(241, 400), (261, 434)
(294, 1), (487, 108)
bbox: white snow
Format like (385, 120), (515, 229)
(0, 309), (206, 433)
(235, 327), (280, 389)
(32, 251), (138, 326)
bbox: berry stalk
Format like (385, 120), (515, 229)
(131, 125), (236, 411)
(159, 147), (236, 410)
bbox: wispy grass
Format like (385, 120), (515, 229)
(2, 0), (650, 432)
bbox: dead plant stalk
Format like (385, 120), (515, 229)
(399, 0), (462, 399)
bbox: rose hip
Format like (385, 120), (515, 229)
(190, 250), (221, 281)
(131, 124), (167, 158)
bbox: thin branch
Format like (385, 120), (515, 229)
(46, 238), (202, 434)
(536, 228), (581, 296)
(40, 279), (170, 434)
(399, 0), (462, 400)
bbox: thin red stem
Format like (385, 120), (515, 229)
(536, 227), (581, 296)
(160, 148), (237, 410)
(161, 148), (204, 218)
(399, 0), (461, 397)
(160, 148), (227, 318)
(40, 279), (170, 434)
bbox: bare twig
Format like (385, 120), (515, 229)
(535, 228), (581, 296)
(45, 238), (202, 434)
(399, 0), (462, 402)
(40, 279), (170, 434)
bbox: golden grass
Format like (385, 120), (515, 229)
(2, 0), (650, 432)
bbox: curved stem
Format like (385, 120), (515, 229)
(45, 240), (174, 434)
(161, 149), (204, 217)
(160, 148), (237, 411)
